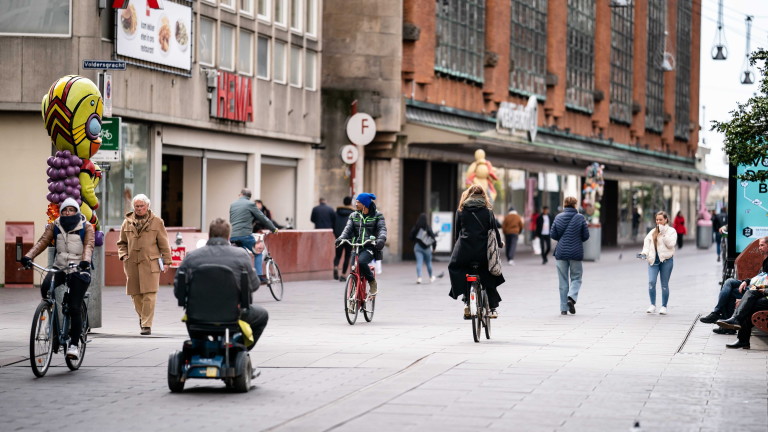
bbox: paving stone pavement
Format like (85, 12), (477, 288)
(1, 245), (766, 432)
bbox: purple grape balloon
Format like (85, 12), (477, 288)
(57, 168), (67, 179)
(47, 157), (55, 167)
(61, 157), (71, 168)
(71, 189), (81, 199)
(46, 193), (54, 202)
(71, 156), (82, 166)
(62, 150), (71, 157)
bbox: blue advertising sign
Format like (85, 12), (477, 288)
(735, 159), (768, 253)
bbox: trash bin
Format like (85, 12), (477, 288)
(697, 224), (713, 249)
(583, 224), (601, 261)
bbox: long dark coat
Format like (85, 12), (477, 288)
(448, 204), (505, 308)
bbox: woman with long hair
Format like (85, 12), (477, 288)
(640, 211), (677, 315)
(409, 213), (437, 283)
(448, 185), (505, 318)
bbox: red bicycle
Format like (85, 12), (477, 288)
(338, 238), (376, 325)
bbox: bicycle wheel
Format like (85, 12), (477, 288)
(266, 260), (284, 301)
(475, 293), (484, 343)
(363, 286), (376, 322)
(344, 275), (359, 325)
(470, 285), (479, 343)
(482, 291), (491, 340)
(29, 302), (55, 377)
(65, 301), (88, 371)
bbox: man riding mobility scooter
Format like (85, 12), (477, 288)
(168, 264), (255, 392)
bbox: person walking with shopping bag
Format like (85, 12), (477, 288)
(409, 213), (437, 284)
(549, 197), (589, 315)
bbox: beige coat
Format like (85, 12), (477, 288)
(117, 210), (172, 295)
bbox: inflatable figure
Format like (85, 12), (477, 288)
(41, 75), (104, 244)
(465, 149), (499, 202)
(582, 162), (605, 225)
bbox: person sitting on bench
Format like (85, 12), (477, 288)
(716, 283), (768, 350)
(700, 237), (768, 335)
(174, 218), (268, 349)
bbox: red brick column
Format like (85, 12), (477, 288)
(630, 0), (648, 142)
(403, 0), (435, 86)
(483, 0), (511, 105)
(662, 0), (678, 150)
(688, 0), (702, 155)
(592, 0), (612, 133)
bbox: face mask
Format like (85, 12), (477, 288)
(60, 214), (80, 232)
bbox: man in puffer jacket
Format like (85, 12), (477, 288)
(550, 196), (590, 315)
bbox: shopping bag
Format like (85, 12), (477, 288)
(532, 237), (541, 255)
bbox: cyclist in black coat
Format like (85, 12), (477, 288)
(448, 185), (505, 318)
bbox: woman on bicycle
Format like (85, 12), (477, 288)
(21, 198), (94, 360)
(448, 185), (505, 318)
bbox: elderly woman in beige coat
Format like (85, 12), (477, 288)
(117, 194), (171, 335)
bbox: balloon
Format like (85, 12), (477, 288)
(55, 151), (63, 158)
(48, 183), (56, 192)
(47, 157), (55, 167)
(71, 189), (81, 199)
(47, 177), (54, 184)
(94, 231), (104, 247)
(65, 186), (74, 196)
(55, 182), (65, 193)
(57, 168), (67, 179)
(71, 156), (81, 166)
(65, 166), (76, 177)
(46, 193), (54, 202)
(62, 150), (71, 157)
(61, 157), (71, 167)
(52, 158), (62, 168)
(76, 198), (82, 206)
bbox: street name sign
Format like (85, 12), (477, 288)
(83, 60), (127, 70)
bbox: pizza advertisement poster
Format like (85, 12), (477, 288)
(116, 0), (192, 71)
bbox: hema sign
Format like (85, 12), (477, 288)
(496, 95), (538, 142)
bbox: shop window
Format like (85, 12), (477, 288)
(290, 0), (302, 32)
(238, 29), (254, 75)
(240, 0), (254, 15)
(435, 0), (486, 84)
(509, 0), (547, 98)
(199, 17), (216, 66)
(290, 45), (302, 87)
(0, 0), (70, 36)
(305, 0), (317, 37)
(258, 0), (271, 21)
(257, 35), (271, 79)
(274, 40), (287, 83)
(674, 0), (692, 141)
(219, 23), (236, 71)
(275, 0), (287, 27)
(610, 3), (633, 124)
(103, 123), (151, 228)
(645, 0), (665, 133)
(305, 50), (317, 90)
(566, 0), (595, 113)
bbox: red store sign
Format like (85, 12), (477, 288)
(211, 71), (254, 123)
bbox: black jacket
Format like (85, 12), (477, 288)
(338, 210), (387, 251)
(311, 203), (336, 229)
(334, 206), (354, 238)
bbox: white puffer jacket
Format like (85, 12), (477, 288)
(641, 224), (677, 264)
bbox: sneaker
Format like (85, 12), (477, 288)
(368, 279), (378, 297)
(700, 311), (721, 324)
(713, 327), (737, 335)
(140, 327), (151, 335)
(489, 309), (498, 319)
(463, 305), (471, 319)
(659, 306), (668, 315)
(567, 297), (576, 314)
(508, 260), (515, 265)
(646, 305), (656, 314)
(717, 256), (721, 262)
(416, 277), (422, 284)
(333, 269), (339, 280)
(66, 344), (79, 360)
(339, 274), (346, 282)
(430, 275), (436, 283)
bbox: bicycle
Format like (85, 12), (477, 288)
(338, 237), (377, 325)
(719, 229), (733, 286)
(26, 262), (90, 377)
(253, 232), (283, 301)
(466, 264), (491, 342)
(232, 232), (283, 301)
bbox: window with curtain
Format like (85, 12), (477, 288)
(257, 35), (270, 79)
(305, 50), (317, 90)
(238, 29), (254, 75)
(609, 3), (633, 124)
(219, 23), (236, 71)
(274, 40), (287, 83)
(199, 17), (216, 66)
(674, 0), (692, 141)
(645, 0), (665, 133)
(509, 0), (547, 97)
(434, 0), (486, 83)
(566, 0), (595, 112)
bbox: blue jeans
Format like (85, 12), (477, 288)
(555, 260), (583, 312)
(230, 235), (264, 276)
(414, 243), (433, 278)
(648, 257), (673, 307)
(715, 278), (744, 317)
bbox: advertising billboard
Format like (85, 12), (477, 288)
(115, 0), (192, 71)
(735, 159), (768, 253)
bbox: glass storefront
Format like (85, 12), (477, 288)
(98, 122), (151, 229)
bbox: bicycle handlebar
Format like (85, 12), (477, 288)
(25, 262), (78, 274)
(337, 238), (376, 248)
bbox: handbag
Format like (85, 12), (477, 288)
(471, 212), (503, 276)
(416, 228), (435, 247)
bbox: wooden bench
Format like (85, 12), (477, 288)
(734, 240), (768, 333)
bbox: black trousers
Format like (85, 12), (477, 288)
(334, 243), (352, 274)
(240, 304), (269, 351)
(42, 270), (89, 346)
(540, 235), (551, 262)
(735, 289), (768, 342)
(358, 249), (375, 282)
